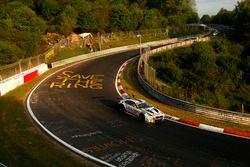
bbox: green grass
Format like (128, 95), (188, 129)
(122, 58), (250, 132)
(0, 68), (93, 167)
(51, 47), (91, 63)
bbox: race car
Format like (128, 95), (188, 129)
(118, 98), (165, 123)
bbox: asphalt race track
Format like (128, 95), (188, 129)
(27, 50), (250, 167)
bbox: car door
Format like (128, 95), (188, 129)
(125, 100), (138, 116)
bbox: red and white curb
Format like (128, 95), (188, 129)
(115, 62), (129, 99)
(115, 61), (250, 140)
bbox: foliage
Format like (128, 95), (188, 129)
(200, 15), (211, 24)
(0, 40), (22, 64)
(76, 10), (97, 32)
(0, 1), (46, 63)
(149, 38), (250, 112)
(234, 0), (250, 40)
(200, 0), (250, 41)
(109, 3), (131, 31)
(0, 0), (200, 65)
(211, 8), (235, 25)
(161, 0), (199, 24)
(55, 5), (77, 35)
(143, 9), (166, 29)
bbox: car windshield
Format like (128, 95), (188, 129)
(138, 102), (152, 109)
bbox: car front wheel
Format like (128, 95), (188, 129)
(139, 113), (145, 122)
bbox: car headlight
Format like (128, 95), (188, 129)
(145, 113), (154, 122)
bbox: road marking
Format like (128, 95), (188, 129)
(50, 71), (104, 90)
(82, 136), (140, 154)
(71, 131), (103, 139)
(101, 150), (140, 167)
(27, 65), (115, 167)
(117, 151), (140, 167)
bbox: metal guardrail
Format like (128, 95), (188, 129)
(137, 37), (250, 125)
(51, 38), (178, 68)
(0, 162), (7, 167)
(0, 37), (84, 81)
(0, 54), (45, 81)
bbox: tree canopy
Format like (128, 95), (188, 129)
(0, 0), (200, 64)
(149, 38), (249, 112)
(200, 0), (250, 41)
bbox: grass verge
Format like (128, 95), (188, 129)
(50, 47), (91, 63)
(0, 67), (94, 167)
(121, 57), (250, 132)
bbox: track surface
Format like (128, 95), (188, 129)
(28, 51), (250, 167)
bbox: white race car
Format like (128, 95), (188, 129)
(118, 98), (165, 123)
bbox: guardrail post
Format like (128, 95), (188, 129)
(242, 104), (245, 113)
(18, 60), (22, 73)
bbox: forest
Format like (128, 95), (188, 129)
(1, 0), (250, 111)
(0, 0), (198, 65)
(149, 0), (250, 113)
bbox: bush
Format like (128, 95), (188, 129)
(0, 41), (23, 64)
(149, 38), (249, 112)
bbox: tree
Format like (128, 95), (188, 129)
(76, 10), (97, 32)
(92, 0), (110, 32)
(162, 61), (182, 83)
(211, 8), (234, 25)
(136, 0), (147, 8)
(35, 0), (60, 22)
(70, 0), (90, 12)
(146, 0), (162, 9)
(234, 0), (250, 39)
(200, 15), (211, 24)
(129, 3), (144, 30)
(55, 5), (77, 35)
(9, 6), (46, 33)
(3, 5), (46, 57)
(0, 1), (25, 19)
(0, 40), (23, 64)
(143, 9), (165, 29)
(109, 3), (131, 31)
(161, 0), (198, 24)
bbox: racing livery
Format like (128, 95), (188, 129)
(118, 98), (165, 123)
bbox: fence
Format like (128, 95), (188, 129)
(0, 26), (206, 81)
(92, 27), (206, 50)
(0, 36), (87, 81)
(0, 54), (46, 81)
(137, 37), (250, 125)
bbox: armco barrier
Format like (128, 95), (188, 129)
(0, 63), (48, 97)
(116, 59), (250, 139)
(0, 38), (178, 96)
(137, 38), (250, 126)
(51, 38), (178, 68)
